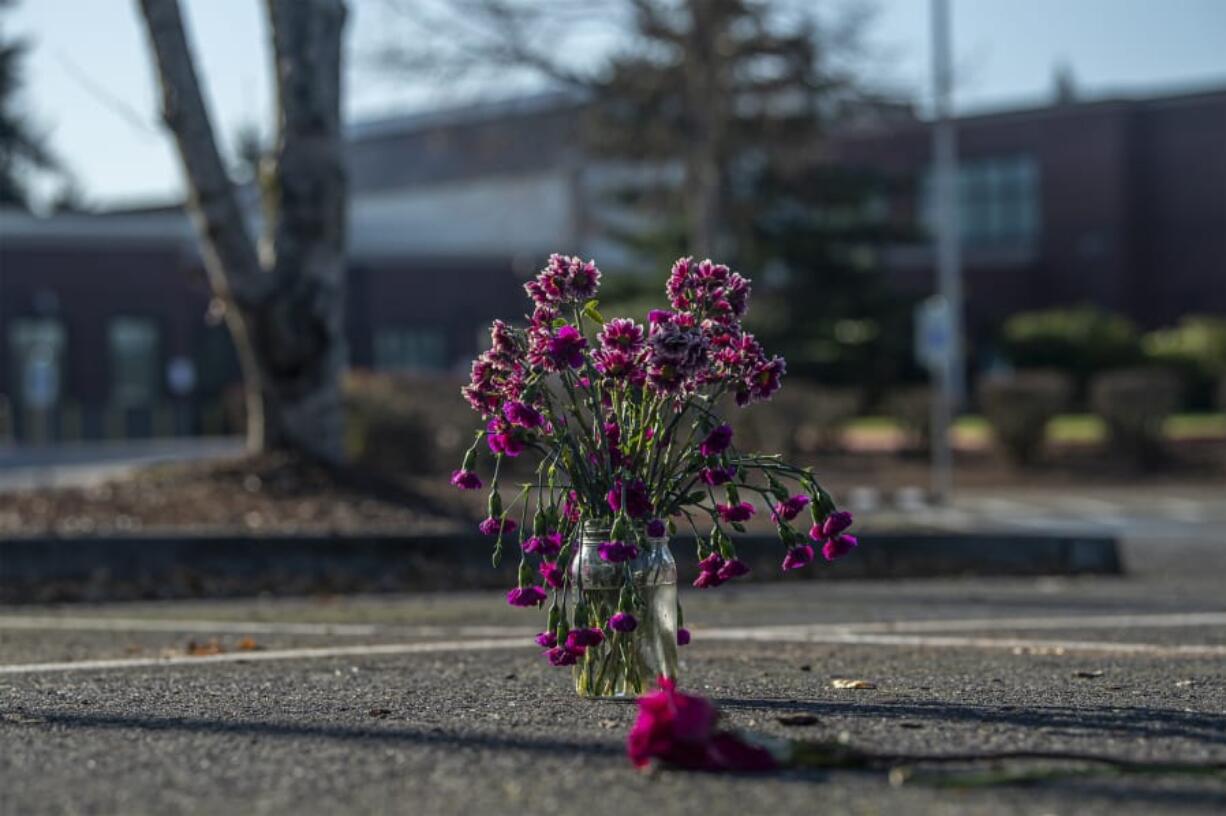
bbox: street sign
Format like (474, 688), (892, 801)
(166, 356), (197, 396)
(22, 351), (59, 410)
(914, 295), (952, 372)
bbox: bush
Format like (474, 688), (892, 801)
(1090, 367), (1180, 469)
(343, 371), (468, 476)
(978, 370), (1071, 466)
(731, 382), (858, 459)
(1142, 316), (1226, 410)
(1001, 307), (1141, 395)
(883, 386), (932, 454)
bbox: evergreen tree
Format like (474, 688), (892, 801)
(0, 0), (57, 210)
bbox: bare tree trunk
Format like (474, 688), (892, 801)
(136, 0), (347, 463)
(683, 0), (727, 259)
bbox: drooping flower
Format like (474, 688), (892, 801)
(566, 627), (605, 650)
(697, 552), (725, 574)
(486, 417), (526, 457)
(677, 628), (691, 646)
(546, 645), (579, 666)
(503, 401), (543, 429)
(699, 424), (734, 458)
(692, 570), (724, 589)
(539, 561), (565, 589)
(548, 325), (588, 369)
(609, 612), (638, 633)
(821, 510), (854, 538)
(535, 631), (558, 649)
(646, 519), (666, 538)
(450, 469), (482, 490)
(821, 534), (858, 562)
(479, 516), (517, 537)
(598, 540), (640, 563)
(607, 479), (651, 519)
(506, 586), (547, 607)
(771, 495), (810, 522)
(523, 531), (563, 558)
(716, 501), (755, 523)
(561, 490), (581, 524)
(716, 558), (750, 582)
(781, 544), (815, 571)
(627, 677), (778, 772)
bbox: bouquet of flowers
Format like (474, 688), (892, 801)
(451, 254), (856, 696)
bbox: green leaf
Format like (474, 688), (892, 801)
(552, 317), (568, 329)
(582, 300), (605, 325)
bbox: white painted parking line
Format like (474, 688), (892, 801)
(754, 611), (1226, 635)
(0, 637), (529, 675)
(0, 616), (534, 639)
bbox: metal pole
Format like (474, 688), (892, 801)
(929, 0), (963, 503)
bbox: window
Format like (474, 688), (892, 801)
(8, 318), (66, 409)
(374, 327), (447, 371)
(109, 317), (160, 407)
(920, 155), (1040, 248)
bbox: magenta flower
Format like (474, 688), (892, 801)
(598, 540), (640, 563)
(822, 534), (858, 561)
(716, 501), (755, 523)
(546, 645), (579, 666)
(539, 561), (565, 589)
(503, 401), (543, 429)
(548, 325), (588, 368)
(593, 348), (645, 383)
(450, 469), (482, 490)
(523, 531), (563, 558)
(771, 495), (810, 522)
(677, 628), (691, 646)
(716, 558), (750, 582)
(535, 631), (558, 649)
(609, 612), (638, 633)
(486, 417), (526, 457)
(526, 254), (602, 305)
(699, 424), (734, 458)
(692, 570), (724, 589)
(699, 465), (737, 486)
(627, 677), (778, 772)
(821, 510), (854, 538)
(506, 586), (547, 607)
(745, 356), (786, 403)
(697, 552), (725, 574)
(646, 519), (666, 538)
(599, 318), (645, 352)
(561, 490), (581, 524)
(567, 627), (605, 650)
(479, 516), (517, 537)
(781, 544), (815, 571)
(606, 478), (652, 519)
(647, 309), (673, 324)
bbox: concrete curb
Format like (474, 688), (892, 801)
(0, 531), (1121, 604)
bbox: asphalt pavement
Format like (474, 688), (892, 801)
(3, 545), (1225, 815)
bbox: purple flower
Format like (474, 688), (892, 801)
(566, 627), (605, 650)
(523, 531), (563, 558)
(822, 534), (858, 562)
(598, 540), (640, 563)
(486, 417), (526, 457)
(692, 570), (724, 589)
(716, 501), (755, 523)
(506, 586), (547, 607)
(771, 495), (810, 522)
(745, 356), (786, 403)
(821, 510), (854, 538)
(609, 612), (638, 633)
(535, 631), (557, 649)
(592, 348), (644, 382)
(697, 552), (725, 574)
(606, 478), (652, 519)
(648, 319), (708, 377)
(526, 254), (602, 305)
(646, 519), (666, 538)
(546, 645), (579, 666)
(700, 466), (737, 486)
(479, 516), (517, 536)
(716, 558), (750, 582)
(450, 469), (482, 490)
(677, 628), (692, 646)
(599, 318), (645, 353)
(648, 309), (674, 324)
(539, 561), (565, 589)
(548, 325), (588, 368)
(781, 544), (815, 571)
(503, 401), (543, 429)
(699, 425), (734, 458)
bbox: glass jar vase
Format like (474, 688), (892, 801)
(570, 523), (679, 697)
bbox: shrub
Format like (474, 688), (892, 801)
(343, 371), (467, 476)
(1001, 307), (1141, 394)
(731, 382), (858, 459)
(883, 386), (932, 454)
(977, 370), (1071, 466)
(1090, 367), (1180, 469)
(1142, 316), (1226, 410)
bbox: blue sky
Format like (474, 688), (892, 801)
(8, 0), (1226, 207)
